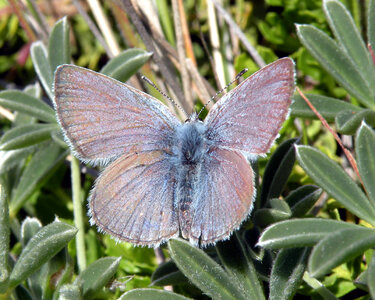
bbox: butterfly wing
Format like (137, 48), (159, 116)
(54, 65), (180, 165)
(89, 150), (178, 247)
(204, 58), (295, 155)
(187, 147), (254, 246)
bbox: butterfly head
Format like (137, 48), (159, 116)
(185, 112), (202, 124)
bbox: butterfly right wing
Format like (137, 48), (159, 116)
(204, 58), (295, 156)
(54, 65), (180, 165)
(89, 150), (178, 247)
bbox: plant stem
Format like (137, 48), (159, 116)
(71, 155), (86, 272)
(0, 184), (9, 294)
(303, 272), (338, 300)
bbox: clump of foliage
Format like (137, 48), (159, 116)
(0, 0), (375, 299)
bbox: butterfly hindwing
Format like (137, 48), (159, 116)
(187, 147), (254, 246)
(89, 150), (179, 247)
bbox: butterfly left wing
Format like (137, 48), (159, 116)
(54, 65), (180, 165)
(89, 150), (178, 247)
(187, 147), (254, 246)
(204, 58), (295, 156)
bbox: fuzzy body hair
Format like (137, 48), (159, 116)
(171, 120), (208, 240)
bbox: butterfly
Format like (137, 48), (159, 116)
(54, 58), (295, 247)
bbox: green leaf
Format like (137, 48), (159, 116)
(356, 123), (375, 207)
(119, 288), (191, 300)
(270, 198), (291, 213)
(51, 130), (69, 149)
(368, 253), (375, 297)
(151, 261), (186, 286)
(285, 185), (323, 217)
(253, 207), (292, 228)
(28, 260), (51, 300)
(0, 185), (9, 293)
(254, 198), (292, 228)
(216, 233), (265, 300)
(303, 272), (339, 300)
(296, 145), (375, 225)
(21, 217), (42, 247)
(260, 138), (298, 205)
(269, 248), (309, 300)
(0, 90), (56, 123)
(100, 49), (152, 82)
(353, 270), (368, 292)
(335, 109), (375, 134)
(31, 41), (54, 101)
(9, 221), (77, 288)
(291, 93), (362, 121)
(0, 146), (36, 175)
(369, 0), (375, 52)
(78, 256), (121, 299)
(57, 283), (82, 300)
(258, 218), (360, 249)
(24, 82), (42, 99)
(168, 238), (246, 300)
(10, 142), (67, 215)
(324, 0), (375, 88)
(296, 25), (374, 109)
(308, 227), (375, 277)
(0, 123), (59, 150)
(53, 249), (75, 300)
(48, 16), (70, 72)
(14, 285), (34, 300)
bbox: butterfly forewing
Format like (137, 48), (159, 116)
(204, 58), (295, 156)
(54, 65), (180, 165)
(188, 148), (254, 246)
(89, 151), (178, 246)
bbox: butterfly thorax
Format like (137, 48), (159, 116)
(178, 120), (206, 165)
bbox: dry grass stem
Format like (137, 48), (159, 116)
(87, 0), (121, 56)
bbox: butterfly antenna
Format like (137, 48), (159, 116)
(197, 68), (248, 118)
(142, 76), (187, 117)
